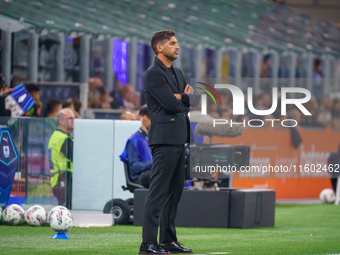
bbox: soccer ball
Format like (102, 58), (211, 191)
(319, 188), (335, 203)
(50, 210), (74, 234)
(25, 205), (47, 226)
(3, 204), (25, 225)
(48, 206), (70, 223)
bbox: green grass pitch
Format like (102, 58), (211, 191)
(0, 204), (339, 255)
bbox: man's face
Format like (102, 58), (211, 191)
(60, 110), (76, 133)
(31, 91), (40, 102)
(125, 86), (135, 102)
(53, 104), (62, 117)
(144, 115), (151, 131)
(159, 36), (179, 61)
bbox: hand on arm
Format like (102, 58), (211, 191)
(180, 84), (200, 107)
(174, 94), (182, 100)
(184, 84), (194, 94)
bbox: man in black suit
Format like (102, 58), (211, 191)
(139, 30), (199, 255)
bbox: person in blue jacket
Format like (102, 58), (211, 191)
(120, 106), (152, 188)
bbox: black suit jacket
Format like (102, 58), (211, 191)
(145, 57), (200, 146)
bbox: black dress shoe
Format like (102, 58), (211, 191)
(160, 242), (193, 254)
(139, 243), (171, 255)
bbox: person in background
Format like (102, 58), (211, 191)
(48, 108), (75, 209)
(0, 73), (12, 117)
(72, 98), (82, 118)
(25, 84), (42, 117)
(45, 98), (62, 118)
(88, 77), (103, 108)
(260, 55), (271, 78)
(62, 99), (80, 118)
(313, 58), (323, 100)
(260, 55), (271, 93)
(96, 86), (113, 109)
(11, 75), (27, 88)
(120, 107), (152, 188)
(112, 84), (136, 110)
(331, 98), (340, 130)
(120, 111), (137, 120)
(44, 98), (62, 135)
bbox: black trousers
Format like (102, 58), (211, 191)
(331, 178), (338, 193)
(142, 144), (185, 244)
(52, 172), (72, 209)
(136, 170), (152, 188)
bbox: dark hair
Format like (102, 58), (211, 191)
(96, 86), (107, 96)
(25, 84), (40, 93)
(46, 98), (61, 115)
(119, 84), (133, 98)
(62, 99), (73, 108)
(139, 106), (150, 118)
(314, 58), (321, 68)
(150, 30), (175, 55)
(263, 54), (270, 62)
(72, 98), (82, 113)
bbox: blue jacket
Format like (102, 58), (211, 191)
(120, 128), (152, 180)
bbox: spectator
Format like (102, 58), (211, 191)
(260, 55), (271, 78)
(0, 73), (12, 117)
(247, 94), (264, 119)
(88, 77), (103, 108)
(25, 84), (42, 117)
(262, 114), (276, 128)
(11, 75), (27, 88)
(44, 98), (62, 135)
(48, 108), (75, 208)
(89, 77), (103, 90)
(260, 55), (271, 93)
(331, 98), (340, 119)
(62, 99), (79, 118)
(287, 109), (302, 125)
(120, 107), (152, 188)
(120, 111), (137, 120)
(96, 86), (113, 109)
(72, 98), (82, 118)
(331, 99), (340, 130)
(313, 58), (323, 100)
(317, 95), (333, 128)
(45, 98), (62, 118)
(261, 93), (272, 109)
(88, 88), (101, 108)
(112, 84), (136, 110)
(301, 96), (320, 126)
(317, 110), (332, 128)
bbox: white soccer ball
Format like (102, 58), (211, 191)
(319, 188), (335, 203)
(50, 210), (74, 234)
(25, 205), (47, 226)
(3, 204), (25, 225)
(48, 206), (70, 223)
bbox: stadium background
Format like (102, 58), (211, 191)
(0, 1), (340, 255)
(0, 0), (340, 210)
